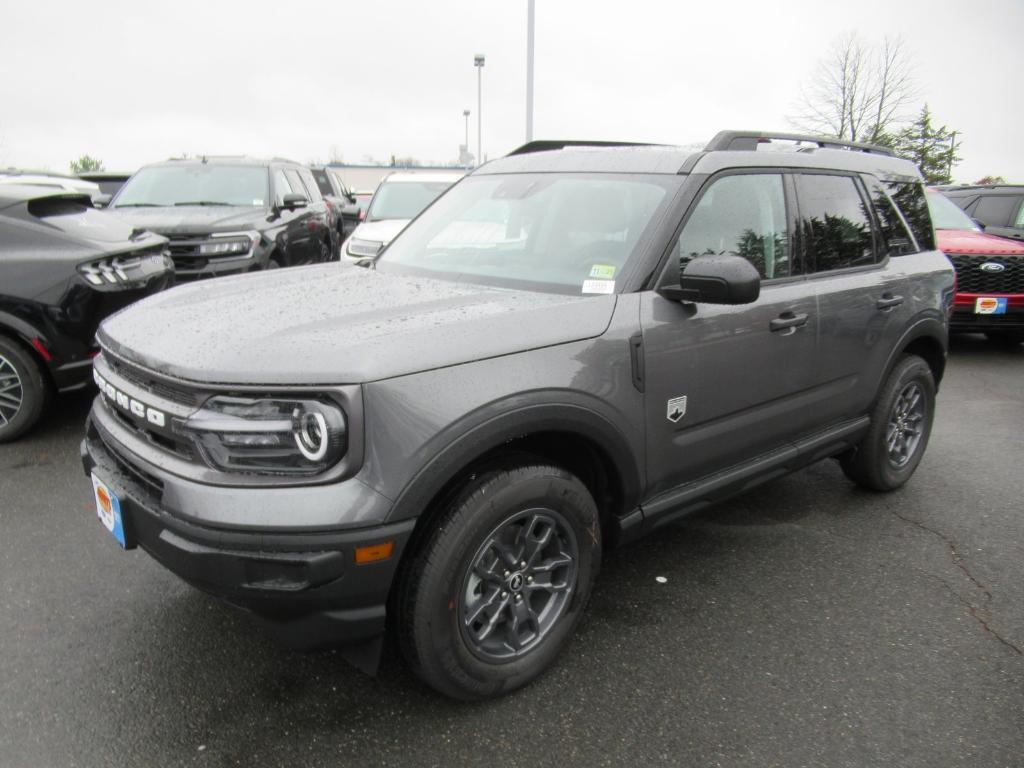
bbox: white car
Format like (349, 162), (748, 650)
(0, 171), (101, 202)
(344, 171), (464, 261)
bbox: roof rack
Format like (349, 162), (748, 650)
(705, 130), (894, 157)
(507, 140), (660, 156)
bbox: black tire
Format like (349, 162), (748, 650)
(319, 239), (331, 263)
(396, 462), (601, 700)
(840, 354), (935, 491)
(985, 330), (1024, 346)
(0, 336), (48, 443)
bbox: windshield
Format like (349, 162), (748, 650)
(377, 173), (678, 294)
(113, 165), (269, 208)
(366, 179), (456, 221)
(926, 189), (979, 231)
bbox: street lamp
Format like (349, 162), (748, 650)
(462, 109), (471, 167)
(474, 54), (485, 165)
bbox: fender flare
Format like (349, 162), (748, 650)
(384, 395), (644, 526)
(877, 313), (948, 392)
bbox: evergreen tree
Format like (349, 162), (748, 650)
(70, 155), (104, 173)
(892, 106), (961, 184)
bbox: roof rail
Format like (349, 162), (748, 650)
(507, 140), (660, 156)
(705, 130), (894, 157)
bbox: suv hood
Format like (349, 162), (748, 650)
(106, 205), (269, 236)
(936, 228), (1024, 256)
(349, 219), (410, 245)
(97, 265), (616, 384)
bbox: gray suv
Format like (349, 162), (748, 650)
(81, 131), (955, 700)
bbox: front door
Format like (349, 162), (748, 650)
(641, 171), (820, 499)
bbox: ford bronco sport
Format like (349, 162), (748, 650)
(82, 131), (954, 700)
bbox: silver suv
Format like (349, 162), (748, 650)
(81, 131), (954, 700)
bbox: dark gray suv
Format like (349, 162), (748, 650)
(81, 131), (955, 700)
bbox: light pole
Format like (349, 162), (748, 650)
(462, 109), (471, 167)
(474, 54), (485, 165)
(948, 130), (957, 181)
(526, 0), (535, 142)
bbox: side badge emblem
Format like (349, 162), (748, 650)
(667, 396), (687, 423)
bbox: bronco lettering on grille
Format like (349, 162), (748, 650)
(93, 369), (166, 427)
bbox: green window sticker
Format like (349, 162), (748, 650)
(589, 264), (616, 279)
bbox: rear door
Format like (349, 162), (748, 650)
(640, 171), (820, 498)
(795, 172), (910, 424)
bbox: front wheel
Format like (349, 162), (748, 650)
(396, 462), (601, 700)
(840, 354), (935, 491)
(0, 336), (48, 443)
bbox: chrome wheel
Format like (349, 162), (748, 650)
(886, 381), (925, 468)
(459, 508), (579, 662)
(0, 353), (24, 427)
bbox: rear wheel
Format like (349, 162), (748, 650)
(840, 355), (935, 491)
(0, 336), (48, 443)
(396, 462), (600, 700)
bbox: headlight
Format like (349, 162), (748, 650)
(78, 250), (171, 286)
(180, 396), (347, 476)
(346, 238), (383, 258)
(198, 236), (253, 256)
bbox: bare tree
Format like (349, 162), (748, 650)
(791, 33), (916, 144)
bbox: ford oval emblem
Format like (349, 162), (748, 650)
(980, 262), (1006, 273)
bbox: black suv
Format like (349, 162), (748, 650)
(309, 166), (361, 253)
(106, 157), (333, 280)
(0, 185), (172, 441)
(941, 184), (1024, 242)
(82, 131), (954, 699)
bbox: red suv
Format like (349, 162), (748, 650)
(927, 188), (1024, 344)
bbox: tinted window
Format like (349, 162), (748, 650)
(870, 184), (917, 256)
(298, 169), (323, 202)
(310, 169), (334, 197)
(973, 195), (1018, 227)
(925, 189), (979, 232)
(284, 169), (308, 200)
(796, 174), (875, 271)
(272, 169), (293, 205)
(883, 182), (934, 251)
(677, 174), (790, 279)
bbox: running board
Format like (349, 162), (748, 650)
(619, 416), (870, 543)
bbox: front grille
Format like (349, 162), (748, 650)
(105, 353), (199, 407)
(105, 401), (195, 461)
(98, 425), (165, 497)
(167, 236), (210, 272)
(948, 254), (1024, 294)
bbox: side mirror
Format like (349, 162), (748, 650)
(972, 218), (986, 231)
(661, 254), (760, 305)
(93, 193), (112, 208)
(280, 193), (308, 210)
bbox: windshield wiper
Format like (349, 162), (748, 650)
(114, 203), (160, 208)
(174, 201), (232, 206)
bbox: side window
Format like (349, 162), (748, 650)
(284, 169), (308, 200)
(273, 169), (293, 205)
(796, 174), (876, 272)
(884, 182), (934, 251)
(973, 195), (1018, 227)
(677, 173), (790, 279)
(310, 169), (334, 198)
(1013, 198), (1024, 229)
(298, 169), (323, 203)
(870, 182), (918, 256)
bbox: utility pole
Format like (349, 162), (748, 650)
(948, 130), (957, 181)
(474, 54), (485, 165)
(526, 0), (535, 142)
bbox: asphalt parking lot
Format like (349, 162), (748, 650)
(1, 335), (1022, 768)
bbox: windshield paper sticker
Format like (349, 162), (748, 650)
(589, 264), (616, 279)
(582, 279), (615, 295)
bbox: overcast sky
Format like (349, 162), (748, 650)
(2, 0), (1021, 182)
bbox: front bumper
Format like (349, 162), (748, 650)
(81, 417), (414, 650)
(951, 293), (1024, 332)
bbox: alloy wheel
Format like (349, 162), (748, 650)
(886, 381), (925, 468)
(459, 508), (579, 662)
(0, 353), (24, 427)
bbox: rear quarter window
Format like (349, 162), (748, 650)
(884, 182), (935, 251)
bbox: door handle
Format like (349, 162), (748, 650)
(876, 294), (904, 310)
(770, 311), (809, 332)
